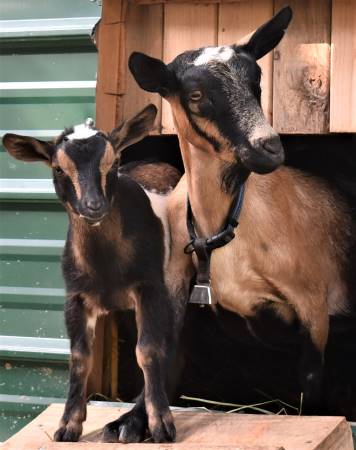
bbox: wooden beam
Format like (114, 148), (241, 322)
(330, 0), (356, 132)
(101, 313), (119, 399)
(96, 0), (127, 131)
(273, 0), (331, 134)
(87, 317), (105, 396)
(124, 1), (163, 132)
(162, 2), (218, 133)
(4, 403), (354, 449)
(133, 0), (246, 4)
(218, 0), (273, 123)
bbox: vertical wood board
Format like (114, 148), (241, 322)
(87, 317), (105, 395)
(273, 0), (331, 134)
(135, 1), (260, 4)
(330, 0), (356, 132)
(96, 0), (127, 131)
(162, 3), (218, 133)
(124, 2), (163, 131)
(218, 0), (273, 123)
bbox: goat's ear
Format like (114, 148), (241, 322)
(241, 6), (292, 60)
(110, 104), (157, 152)
(129, 52), (176, 97)
(2, 134), (54, 165)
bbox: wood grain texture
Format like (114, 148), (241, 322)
(3, 403), (353, 449)
(162, 3), (218, 133)
(218, 0), (273, 123)
(330, 0), (356, 132)
(87, 316), (105, 395)
(96, 0), (127, 131)
(124, 1), (163, 132)
(101, 313), (119, 398)
(273, 0), (331, 134)
(134, 0), (247, 4)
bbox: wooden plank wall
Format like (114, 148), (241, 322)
(330, 0), (356, 132)
(273, 0), (331, 134)
(97, 0), (356, 135)
(124, 1), (163, 131)
(163, 3), (218, 132)
(94, 0), (355, 398)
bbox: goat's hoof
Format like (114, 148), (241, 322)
(102, 411), (147, 443)
(54, 426), (81, 442)
(150, 409), (176, 443)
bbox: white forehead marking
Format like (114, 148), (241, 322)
(66, 123), (98, 140)
(194, 46), (234, 66)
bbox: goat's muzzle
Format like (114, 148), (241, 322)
(239, 133), (284, 174)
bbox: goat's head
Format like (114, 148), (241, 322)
(3, 105), (157, 224)
(129, 7), (292, 175)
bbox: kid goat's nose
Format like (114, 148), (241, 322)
(85, 199), (102, 211)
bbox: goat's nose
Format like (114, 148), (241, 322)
(85, 199), (102, 211)
(259, 135), (282, 156)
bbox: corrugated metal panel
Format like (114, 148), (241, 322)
(0, 0), (101, 440)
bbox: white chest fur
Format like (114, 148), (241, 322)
(144, 190), (170, 270)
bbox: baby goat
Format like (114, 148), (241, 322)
(3, 105), (178, 443)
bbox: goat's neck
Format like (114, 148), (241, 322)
(177, 135), (235, 237)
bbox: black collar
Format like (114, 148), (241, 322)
(184, 182), (246, 255)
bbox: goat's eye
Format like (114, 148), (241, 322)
(54, 166), (64, 175)
(189, 90), (203, 102)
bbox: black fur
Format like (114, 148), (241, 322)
(58, 160), (177, 443)
(2, 109), (180, 444)
(129, 8), (293, 174)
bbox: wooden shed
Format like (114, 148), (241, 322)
(90, 0), (356, 408)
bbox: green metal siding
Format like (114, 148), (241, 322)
(0, 0), (101, 440)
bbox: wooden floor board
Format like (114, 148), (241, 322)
(2, 403), (353, 449)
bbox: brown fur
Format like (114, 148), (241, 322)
(56, 149), (81, 198)
(123, 162), (181, 194)
(99, 142), (116, 194)
(170, 96), (235, 162)
(167, 99), (351, 356)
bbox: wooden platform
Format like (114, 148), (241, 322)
(2, 403), (353, 449)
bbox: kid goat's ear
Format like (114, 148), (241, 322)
(129, 52), (176, 97)
(242, 6), (293, 60)
(2, 134), (54, 165)
(110, 104), (157, 152)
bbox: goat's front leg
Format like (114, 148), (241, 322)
(136, 284), (178, 442)
(54, 295), (96, 442)
(297, 302), (329, 414)
(103, 283), (181, 443)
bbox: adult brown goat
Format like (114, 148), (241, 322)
(129, 4), (356, 416)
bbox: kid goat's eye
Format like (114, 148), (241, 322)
(54, 166), (64, 175)
(189, 90), (203, 102)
